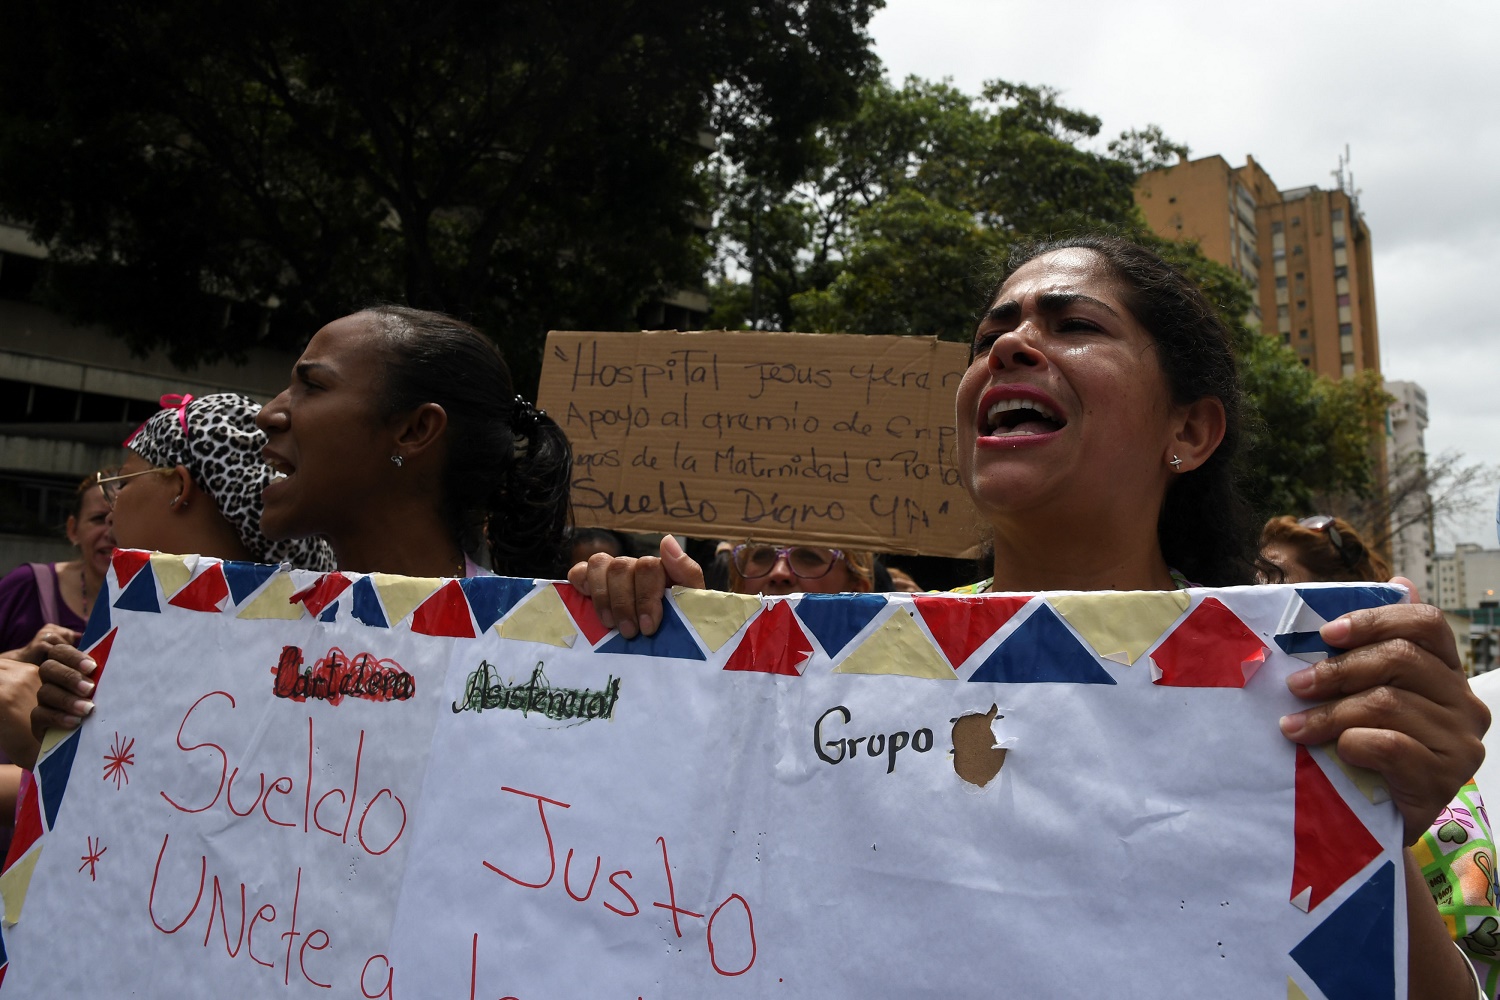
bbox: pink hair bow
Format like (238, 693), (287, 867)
(123, 392), (196, 447)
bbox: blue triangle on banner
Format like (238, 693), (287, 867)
(79, 583), (111, 650)
(319, 601), (340, 622)
(1296, 586), (1402, 623)
(462, 576), (536, 632)
(350, 576), (388, 628)
(223, 561), (280, 606)
(1275, 631), (1337, 656)
(113, 563), (160, 613)
(1291, 860), (1396, 1000)
(794, 593), (888, 657)
(38, 730), (82, 830)
(595, 601), (705, 660)
(968, 604), (1117, 684)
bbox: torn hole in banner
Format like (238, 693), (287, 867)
(950, 704), (1016, 788)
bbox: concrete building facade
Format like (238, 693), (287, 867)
(1432, 544), (1500, 612)
(0, 223), (299, 569)
(1136, 154), (1380, 381)
(1384, 380), (1434, 595)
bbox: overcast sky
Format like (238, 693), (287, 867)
(872, 0), (1500, 548)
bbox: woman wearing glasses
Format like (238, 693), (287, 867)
(1258, 514), (1390, 583)
(575, 236), (1489, 994)
(22, 394), (335, 758)
(726, 542), (873, 596)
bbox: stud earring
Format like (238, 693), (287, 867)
(390, 455), (404, 468)
(1168, 455), (1183, 471)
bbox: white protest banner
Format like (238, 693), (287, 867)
(536, 330), (980, 556)
(0, 550), (1407, 999)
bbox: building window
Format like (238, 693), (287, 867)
(1293, 245), (1303, 255)
(1168, 196), (1177, 203)
(1301, 358), (1311, 367)
(1277, 305), (1289, 319)
(1331, 208), (1344, 221)
(1337, 294), (1351, 307)
(1292, 217), (1301, 226)
(1334, 265), (1348, 278)
(1272, 221), (1284, 234)
(1339, 322), (1353, 335)
(1281, 332), (1291, 344)
(1273, 248), (1286, 260)
(1299, 329), (1308, 339)
(1275, 276), (1287, 288)
(1333, 237), (1346, 249)
(1296, 300), (1305, 310)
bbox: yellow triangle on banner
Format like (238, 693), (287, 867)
(236, 573), (305, 620)
(1319, 741), (1391, 804)
(38, 725), (70, 760)
(1287, 977), (1310, 1000)
(149, 553), (193, 599)
(833, 611), (954, 679)
(672, 587), (761, 652)
(370, 574), (443, 626)
(1048, 591), (1190, 665)
(1, 844), (42, 926)
(497, 586), (578, 647)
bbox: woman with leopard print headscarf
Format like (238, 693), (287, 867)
(7, 394), (335, 770)
(101, 393), (336, 571)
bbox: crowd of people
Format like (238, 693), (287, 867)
(0, 236), (1490, 995)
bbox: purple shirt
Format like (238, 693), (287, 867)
(0, 563), (87, 654)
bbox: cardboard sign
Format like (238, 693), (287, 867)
(0, 552), (1408, 999)
(536, 330), (979, 556)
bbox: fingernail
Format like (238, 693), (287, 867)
(1279, 713), (1304, 738)
(639, 614), (652, 635)
(598, 609), (615, 628)
(74, 699), (95, 717)
(662, 535), (683, 559)
(76, 679), (95, 697)
(1320, 617), (1351, 645)
(78, 657), (97, 676)
(1287, 668), (1315, 695)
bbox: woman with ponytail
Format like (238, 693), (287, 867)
(251, 305), (571, 578)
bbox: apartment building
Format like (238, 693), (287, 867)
(1135, 154), (1380, 381)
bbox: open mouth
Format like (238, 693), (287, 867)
(984, 398), (1066, 436)
(263, 453), (296, 486)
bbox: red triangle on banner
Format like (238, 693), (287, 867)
(411, 580), (477, 638)
(914, 595), (1031, 669)
(3, 775), (43, 872)
(1290, 744), (1383, 912)
(167, 562), (230, 613)
(289, 573), (353, 617)
(84, 627), (119, 688)
(1151, 597), (1266, 688)
(553, 583), (612, 646)
(111, 549), (152, 588)
(724, 601), (814, 676)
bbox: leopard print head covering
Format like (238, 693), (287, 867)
(126, 393), (336, 571)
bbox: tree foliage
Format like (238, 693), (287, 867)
(0, 0), (882, 387)
(707, 76), (1391, 521)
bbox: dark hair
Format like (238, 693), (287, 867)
(982, 235), (1256, 586)
(1258, 515), (1390, 583)
(367, 306), (572, 578)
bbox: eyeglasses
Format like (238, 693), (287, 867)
(731, 544), (844, 580)
(1298, 515), (1361, 570)
(95, 467), (170, 504)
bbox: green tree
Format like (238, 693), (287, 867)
(0, 0), (882, 388)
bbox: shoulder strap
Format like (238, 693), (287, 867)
(29, 563), (60, 625)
